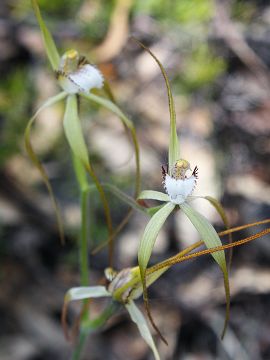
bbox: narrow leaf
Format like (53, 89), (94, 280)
(63, 95), (89, 166)
(138, 190), (169, 202)
(125, 301), (160, 360)
(179, 202), (230, 338)
(130, 37), (179, 173)
(24, 91), (67, 244)
(31, 0), (60, 70)
(65, 286), (111, 302)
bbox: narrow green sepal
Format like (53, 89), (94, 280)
(31, 0), (60, 70)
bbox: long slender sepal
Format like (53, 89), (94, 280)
(179, 202), (230, 338)
(130, 37), (179, 173)
(125, 301), (160, 360)
(138, 202), (175, 343)
(24, 91), (67, 244)
(63, 94), (113, 264)
(31, 0), (60, 70)
(138, 190), (170, 202)
(204, 196), (233, 269)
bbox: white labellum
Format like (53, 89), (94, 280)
(164, 174), (196, 204)
(59, 64), (104, 94)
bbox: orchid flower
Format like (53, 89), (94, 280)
(64, 266), (168, 360)
(132, 39), (230, 339)
(64, 219), (270, 359)
(26, 1), (141, 257)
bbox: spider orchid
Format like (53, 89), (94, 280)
(26, 1), (141, 258)
(133, 39), (230, 339)
(63, 218), (270, 360)
(63, 266), (168, 360)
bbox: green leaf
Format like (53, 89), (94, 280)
(138, 202), (175, 274)
(179, 202), (230, 338)
(63, 95), (89, 166)
(130, 37), (179, 173)
(65, 286), (111, 302)
(125, 301), (160, 360)
(24, 91), (67, 244)
(138, 190), (169, 202)
(31, 0), (60, 71)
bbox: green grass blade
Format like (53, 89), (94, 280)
(130, 37), (179, 173)
(31, 0), (60, 70)
(179, 202), (230, 338)
(24, 91), (67, 244)
(125, 301), (160, 360)
(138, 190), (169, 202)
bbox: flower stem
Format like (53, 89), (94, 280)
(80, 188), (89, 286)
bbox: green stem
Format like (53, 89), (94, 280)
(71, 331), (87, 360)
(80, 188), (89, 286)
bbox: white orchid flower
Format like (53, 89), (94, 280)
(56, 49), (104, 94)
(138, 158), (230, 339)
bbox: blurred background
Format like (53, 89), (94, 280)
(0, 0), (270, 359)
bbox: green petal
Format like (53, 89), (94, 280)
(63, 95), (89, 166)
(31, 0), (60, 70)
(65, 286), (111, 302)
(202, 196), (233, 268)
(125, 301), (160, 360)
(179, 202), (230, 338)
(24, 91), (67, 244)
(138, 190), (169, 202)
(138, 202), (175, 273)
